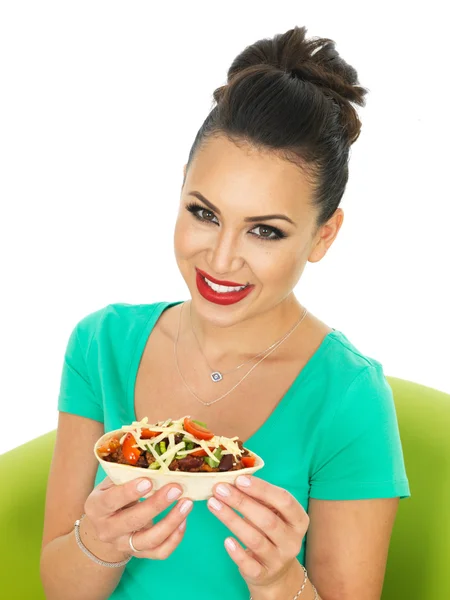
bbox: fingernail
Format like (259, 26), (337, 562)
(179, 499), (193, 514)
(137, 479), (152, 493)
(179, 519), (187, 531)
(167, 487), (182, 501)
(236, 475), (251, 487)
(225, 537), (236, 552)
(208, 497), (223, 511)
(216, 484), (231, 497)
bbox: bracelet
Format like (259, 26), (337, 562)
(74, 514), (132, 568)
(249, 564), (319, 599)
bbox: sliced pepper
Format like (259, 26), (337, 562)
(204, 448), (222, 468)
(140, 428), (160, 439)
(122, 433), (142, 465)
(191, 446), (215, 457)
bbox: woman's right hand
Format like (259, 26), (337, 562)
(83, 476), (193, 560)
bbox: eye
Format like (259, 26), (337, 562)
(249, 225), (285, 241)
(186, 202), (219, 225)
(197, 208), (218, 223)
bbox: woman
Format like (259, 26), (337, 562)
(40, 25), (410, 600)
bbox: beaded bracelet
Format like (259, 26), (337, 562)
(249, 564), (318, 599)
(74, 514), (132, 568)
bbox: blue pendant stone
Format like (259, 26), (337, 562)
(211, 372), (223, 382)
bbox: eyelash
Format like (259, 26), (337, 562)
(185, 202), (287, 242)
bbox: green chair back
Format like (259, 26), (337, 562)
(382, 377), (450, 599)
(0, 428), (56, 599)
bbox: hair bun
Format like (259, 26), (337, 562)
(221, 25), (368, 144)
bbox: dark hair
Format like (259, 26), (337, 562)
(184, 26), (369, 235)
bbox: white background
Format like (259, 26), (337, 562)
(1, 1), (449, 455)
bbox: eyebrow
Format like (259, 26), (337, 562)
(187, 191), (296, 226)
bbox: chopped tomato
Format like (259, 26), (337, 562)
(122, 433), (142, 465)
(140, 428), (160, 439)
(241, 456), (256, 468)
(97, 436), (121, 455)
(183, 417), (214, 441)
(190, 447), (215, 457)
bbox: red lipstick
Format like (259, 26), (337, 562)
(195, 268), (254, 306)
(196, 268), (247, 287)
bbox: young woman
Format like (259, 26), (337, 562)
(40, 25), (410, 600)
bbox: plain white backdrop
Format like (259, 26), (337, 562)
(1, 1), (449, 455)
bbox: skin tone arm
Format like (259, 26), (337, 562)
(40, 413), (127, 600)
(40, 413), (190, 600)
(305, 497), (400, 599)
(207, 475), (399, 600)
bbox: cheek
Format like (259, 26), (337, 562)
(252, 249), (299, 286)
(174, 217), (198, 257)
(175, 212), (223, 255)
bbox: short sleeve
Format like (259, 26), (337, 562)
(57, 308), (106, 423)
(310, 365), (411, 500)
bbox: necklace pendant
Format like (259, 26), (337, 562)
(211, 371), (223, 382)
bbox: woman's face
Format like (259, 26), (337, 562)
(174, 134), (341, 327)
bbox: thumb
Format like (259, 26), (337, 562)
(97, 475), (116, 491)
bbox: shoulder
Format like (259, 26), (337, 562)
(327, 329), (384, 370)
(318, 331), (397, 439)
(322, 329), (386, 385)
(312, 329), (395, 430)
(70, 301), (168, 354)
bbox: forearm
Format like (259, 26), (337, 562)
(248, 559), (321, 600)
(40, 515), (130, 600)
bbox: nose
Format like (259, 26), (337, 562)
(206, 229), (244, 277)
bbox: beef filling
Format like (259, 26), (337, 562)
(177, 456), (204, 471)
(102, 437), (252, 471)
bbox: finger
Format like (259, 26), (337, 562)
(87, 477), (155, 518)
(223, 536), (265, 581)
(127, 498), (193, 552)
(127, 516), (188, 560)
(234, 476), (309, 534)
(97, 476), (115, 490)
(102, 483), (184, 541)
(212, 482), (290, 547)
(207, 495), (277, 567)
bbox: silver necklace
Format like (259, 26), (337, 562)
(190, 301), (301, 383)
(174, 301), (308, 407)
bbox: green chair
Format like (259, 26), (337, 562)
(0, 378), (449, 599)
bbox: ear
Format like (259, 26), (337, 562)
(308, 209), (344, 263)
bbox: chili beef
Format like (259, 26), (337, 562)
(97, 416), (257, 473)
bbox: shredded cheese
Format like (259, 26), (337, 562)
(159, 441), (186, 468)
(114, 415), (247, 466)
(198, 440), (221, 463)
(145, 442), (170, 473)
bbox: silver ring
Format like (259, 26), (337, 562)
(128, 531), (141, 553)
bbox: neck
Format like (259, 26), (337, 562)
(185, 294), (306, 366)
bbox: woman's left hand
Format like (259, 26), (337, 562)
(207, 474), (310, 591)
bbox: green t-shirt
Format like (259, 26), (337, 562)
(58, 301), (410, 600)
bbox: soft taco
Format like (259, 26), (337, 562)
(94, 416), (264, 500)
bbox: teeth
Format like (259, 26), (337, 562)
(204, 277), (247, 293)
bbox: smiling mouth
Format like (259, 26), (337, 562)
(196, 268), (250, 292)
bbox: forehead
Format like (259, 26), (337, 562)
(186, 135), (315, 219)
